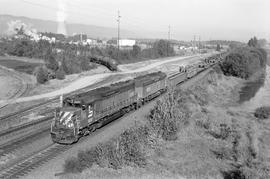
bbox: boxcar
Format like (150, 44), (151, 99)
(135, 72), (167, 103)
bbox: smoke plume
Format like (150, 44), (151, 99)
(57, 0), (67, 35)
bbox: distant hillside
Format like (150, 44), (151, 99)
(0, 14), (137, 39)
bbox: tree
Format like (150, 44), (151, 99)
(45, 54), (58, 72)
(132, 45), (141, 58)
(248, 36), (258, 47)
(153, 40), (174, 57)
(216, 44), (221, 51)
(35, 66), (49, 84)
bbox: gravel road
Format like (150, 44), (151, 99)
(1, 53), (213, 105)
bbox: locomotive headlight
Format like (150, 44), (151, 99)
(67, 122), (74, 128)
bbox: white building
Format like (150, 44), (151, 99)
(119, 39), (136, 47)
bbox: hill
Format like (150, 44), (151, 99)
(0, 14), (136, 39)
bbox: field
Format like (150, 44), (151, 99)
(0, 59), (41, 75)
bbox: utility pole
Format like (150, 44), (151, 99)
(117, 10), (121, 57)
(168, 25), (171, 40)
(199, 35), (201, 54)
(193, 35), (196, 53)
(167, 25), (171, 56)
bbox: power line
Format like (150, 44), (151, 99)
(21, 0), (58, 11)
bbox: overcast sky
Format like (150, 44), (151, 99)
(0, 0), (269, 41)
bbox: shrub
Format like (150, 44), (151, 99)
(119, 126), (148, 167)
(254, 106), (270, 119)
(35, 66), (48, 84)
(148, 90), (189, 141)
(63, 125), (149, 173)
(220, 47), (267, 79)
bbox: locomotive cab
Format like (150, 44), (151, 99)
(51, 107), (81, 144)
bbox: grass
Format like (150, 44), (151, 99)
(0, 59), (41, 74)
(63, 67), (270, 178)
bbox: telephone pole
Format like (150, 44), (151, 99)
(117, 10), (121, 56)
(167, 25), (171, 56)
(193, 35), (196, 48)
(168, 25), (171, 40)
(199, 35), (201, 53)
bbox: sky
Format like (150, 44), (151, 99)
(0, 0), (269, 42)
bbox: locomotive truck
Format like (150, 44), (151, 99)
(51, 55), (223, 144)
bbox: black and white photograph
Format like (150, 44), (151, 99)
(0, 0), (269, 178)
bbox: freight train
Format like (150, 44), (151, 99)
(51, 53), (225, 144)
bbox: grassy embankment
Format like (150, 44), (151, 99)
(0, 59), (41, 74)
(62, 46), (269, 178)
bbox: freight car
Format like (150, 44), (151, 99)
(167, 66), (187, 87)
(186, 64), (198, 78)
(51, 54), (224, 144)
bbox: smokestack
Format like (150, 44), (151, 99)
(57, 0), (67, 35)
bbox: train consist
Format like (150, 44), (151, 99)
(51, 53), (225, 144)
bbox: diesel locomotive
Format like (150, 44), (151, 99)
(51, 53), (225, 144)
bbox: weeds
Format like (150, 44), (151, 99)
(63, 125), (149, 173)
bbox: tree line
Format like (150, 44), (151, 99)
(0, 35), (175, 84)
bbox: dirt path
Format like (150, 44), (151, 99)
(0, 53), (214, 105)
(23, 66), (213, 179)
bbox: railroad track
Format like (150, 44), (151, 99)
(0, 56), (223, 178)
(0, 143), (71, 179)
(0, 65), (217, 179)
(0, 66), (33, 111)
(0, 98), (58, 122)
(0, 116), (53, 145)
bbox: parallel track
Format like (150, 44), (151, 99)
(0, 55), (224, 178)
(0, 64), (217, 179)
(0, 143), (71, 179)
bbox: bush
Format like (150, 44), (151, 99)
(254, 106), (270, 119)
(119, 126), (148, 167)
(63, 125), (149, 173)
(220, 47), (267, 79)
(148, 90), (189, 141)
(35, 66), (48, 84)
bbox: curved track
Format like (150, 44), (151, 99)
(0, 67), (31, 111)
